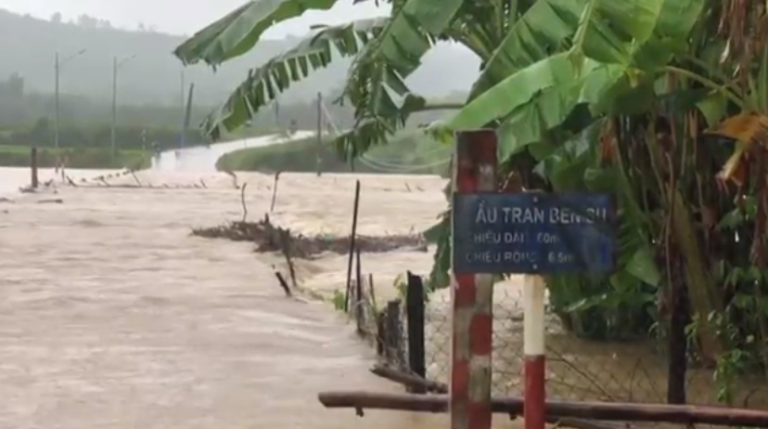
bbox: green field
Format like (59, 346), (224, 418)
(0, 146), (151, 170)
(215, 132), (451, 176)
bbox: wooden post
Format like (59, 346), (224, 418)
(317, 391), (768, 428)
(451, 130), (497, 429)
(270, 171), (281, 212)
(30, 147), (38, 188)
(376, 308), (386, 357)
(344, 180), (361, 312)
(385, 299), (405, 366)
(316, 91), (323, 177)
(368, 273), (377, 310)
(667, 280), (689, 404)
(355, 247), (364, 335)
(406, 271), (426, 392)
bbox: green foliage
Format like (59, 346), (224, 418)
(182, 18), (390, 140)
(174, 0), (338, 67)
(0, 145), (150, 170)
(215, 131), (450, 175)
(1, 120), (199, 151)
(332, 289), (346, 312)
(182, 0), (768, 401)
(0, 118), (282, 153)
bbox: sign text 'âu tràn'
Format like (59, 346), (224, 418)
(452, 193), (616, 274)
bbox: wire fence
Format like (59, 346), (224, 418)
(358, 274), (768, 429)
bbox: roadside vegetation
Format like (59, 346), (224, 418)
(0, 120), (279, 169)
(216, 131), (450, 176)
(175, 0), (768, 403)
(0, 145), (150, 170)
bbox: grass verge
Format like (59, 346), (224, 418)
(215, 131), (450, 176)
(0, 146), (151, 170)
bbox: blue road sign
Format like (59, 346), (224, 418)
(452, 193), (616, 274)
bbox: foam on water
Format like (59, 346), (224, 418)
(153, 131), (316, 173)
(0, 132), (316, 197)
(0, 167), (118, 198)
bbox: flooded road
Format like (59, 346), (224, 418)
(1, 137), (764, 428)
(0, 163), (528, 428)
(152, 132), (315, 172)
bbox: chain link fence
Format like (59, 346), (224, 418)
(371, 274), (768, 428)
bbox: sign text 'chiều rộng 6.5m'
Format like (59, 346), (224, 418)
(452, 193), (616, 274)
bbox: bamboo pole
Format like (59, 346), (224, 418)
(30, 147), (38, 189)
(367, 366), (638, 429)
(343, 180), (361, 312)
(317, 391), (768, 427)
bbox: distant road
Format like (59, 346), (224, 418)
(152, 130), (316, 172)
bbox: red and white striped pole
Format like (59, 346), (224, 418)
(524, 274), (546, 429)
(451, 130), (496, 429)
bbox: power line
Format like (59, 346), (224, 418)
(317, 96), (450, 173)
(358, 153), (450, 173)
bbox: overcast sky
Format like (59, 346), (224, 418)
(0, 0), (387, 37)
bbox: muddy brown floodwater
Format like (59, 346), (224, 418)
(0, 169), (527, 429)
(2, 165), (766, 429)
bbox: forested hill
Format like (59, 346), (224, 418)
(0, 8), (480, 106)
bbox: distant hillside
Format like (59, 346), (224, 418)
(0, 9), (481, 106)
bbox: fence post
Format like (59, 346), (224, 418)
(355, 247), (364, 336)
(30, 147), (38, 189)
(667, 282), (689, 404)
(376, 308), (386, 357)
(385, 299), (405, 367)
(406, 271), (426, 393)
(451, 130), (496, 429)
(344, 180), (361, 312)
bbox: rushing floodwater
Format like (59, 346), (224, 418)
(0, 171), (463, 428)
(0, 137), (486, 428)
(1, 137), (765, 428)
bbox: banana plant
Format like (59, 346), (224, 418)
(173, 0), (467, 145)
(176, 0), (749, 355)
(174, 0), (704, 297)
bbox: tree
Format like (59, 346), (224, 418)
(50, 12), (62, 24)
(76, 14), (98, 29)
(175, 0), (768, 397)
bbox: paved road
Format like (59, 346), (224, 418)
(153, 131), (316, 172)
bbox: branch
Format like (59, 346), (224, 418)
(369, 364), (447, 393)
(367, 366), (629, 429)
(317, 391), (768, 427)
(240, 182), (248, 223)
(665, 65), (746, 110)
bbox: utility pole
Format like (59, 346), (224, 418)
(53, 49), (86, 149)
(111, 57), (117, 157)
(316, 92), (323, 177)
(274, 100), (280, 131)
(182, 83), (195, 141)
(54, 52), (60, 149)
(178, 69), (186, 149)
(111, 55), (136, 159)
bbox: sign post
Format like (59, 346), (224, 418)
(450, 130), (497, 429)
(523, 274), (546, 429)
(451, 132), (616, 429)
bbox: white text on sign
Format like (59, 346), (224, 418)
(472, 231), (525, 244)
(465, 251), (537, 264)
(474, 206), (608, 225)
